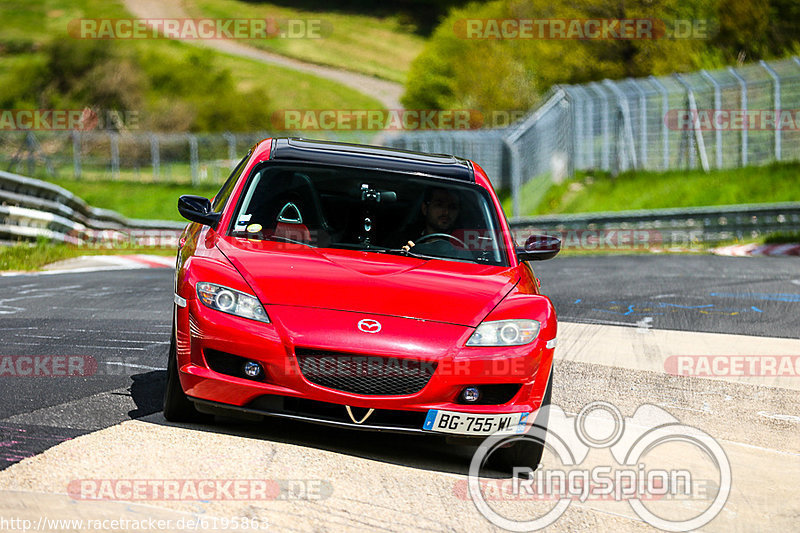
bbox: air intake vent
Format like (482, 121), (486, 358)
(294, 348), (436, 396)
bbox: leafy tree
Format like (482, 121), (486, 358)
(0, 37), (271, 132)
(403, 0), (799, 115)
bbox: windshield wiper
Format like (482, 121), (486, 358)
(371, 246), (486, 264)
(369, 247), (437, 260)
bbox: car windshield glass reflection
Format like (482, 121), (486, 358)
(230, 164), (508, 266)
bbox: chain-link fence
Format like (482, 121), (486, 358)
(387, 56), (800, 217)
(378, 129), (512, 191)
(3, 57), (798, 216)
(0, 130), (379, 185)
(561, 57), (800, 175)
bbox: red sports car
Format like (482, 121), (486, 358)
(166, 138), (560, 468)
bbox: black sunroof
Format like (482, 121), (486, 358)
(269, 138), (475, 182)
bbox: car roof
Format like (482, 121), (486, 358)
(268, 138), (475, 182)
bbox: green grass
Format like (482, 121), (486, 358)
(184, 0), (424, 83)
(210, 45), (385, 112)
(499, 175), (555, 218)
(0, 0), (123, 43)
(45, 178), (220, 221)
(19, 161), (235, 185)
(763, 230), (800, 244)
(534, 162), (800, 215)
(0, 0), (385, 123)
(0, 239), (175, 272)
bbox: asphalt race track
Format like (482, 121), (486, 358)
(0, 254), (798, 531)
(534, 255), (800, 338)
(0, 270), (171, 467)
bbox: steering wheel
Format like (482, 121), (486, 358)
(414, 233), (468, 248)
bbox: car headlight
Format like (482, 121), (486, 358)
(466, 319), (540, 346)
(196, 282), (270, 323)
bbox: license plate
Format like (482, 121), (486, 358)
(422, 410), (529, 435)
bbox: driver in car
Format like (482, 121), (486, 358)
(402, 187), (472, 259)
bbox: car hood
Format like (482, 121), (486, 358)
(216, 237), (518, 327)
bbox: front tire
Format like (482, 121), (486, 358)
(163, 330), (205, 422)
(488, 374), (553, 473)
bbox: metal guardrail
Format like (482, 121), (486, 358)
(2, 167), (796, 248)
(0, 169), (184, 244)
(510, 202), (800, 246)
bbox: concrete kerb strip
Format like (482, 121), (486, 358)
(557, 321), (800, 391)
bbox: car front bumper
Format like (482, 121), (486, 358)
(175, 299), (555, 433)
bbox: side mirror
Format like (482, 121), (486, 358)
(178, 195), (221, 226)
(516, 234), (561, 261)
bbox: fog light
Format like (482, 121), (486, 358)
(462, 386), (480, 403)
(243, 361), (263, 378)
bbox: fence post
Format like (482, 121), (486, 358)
(110, 132), (120, 180)
(674, 74), (710, 172)
(628, 79), (648, 169)
(760, 60), (782, 161)
(566, 87), (584, 171)
(589, 83), (610, 170)
(700, 69), (723, 169)
(504, 137), (521, 218)
(603, 79), (638, 172)
(223, 131), (236, 163)
(648, 76), (670, 170)
(573, 85), (595, 168)
(562, 96), (575, 179)
(188, 134), (199, 185)
(728, 67), (748, 166)
(72, 131), (81, 179)
(149, 134), (160, 180)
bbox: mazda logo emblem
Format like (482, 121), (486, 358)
(357, 319), (381, 333)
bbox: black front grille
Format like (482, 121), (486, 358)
(294, 348), (436, 396)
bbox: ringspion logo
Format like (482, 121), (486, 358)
(467, 402), (731, 531)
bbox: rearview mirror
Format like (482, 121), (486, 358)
(178, 195), (221, 226)
(516, 234), (561, 261)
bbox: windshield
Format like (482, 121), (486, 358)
(228, 163), (509, 266)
